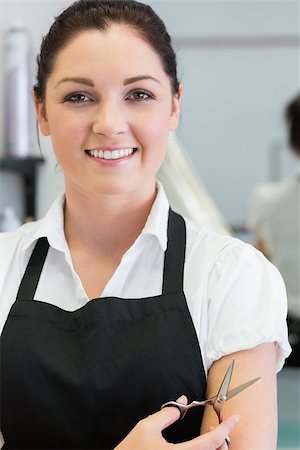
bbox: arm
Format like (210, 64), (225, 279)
(201, 342), (277, 450)
(203, 239), (290, 448)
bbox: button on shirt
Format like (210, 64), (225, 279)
(0, 182), (291, 448)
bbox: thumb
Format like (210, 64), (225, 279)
(146, 395), (188, 432)
(218, 414), (240, 434)
(203, 415), (240, 448)
(178, 415), (240, 450)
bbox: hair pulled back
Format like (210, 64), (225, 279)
(33, 0), (180, 103)
(285, 94), (300, 156)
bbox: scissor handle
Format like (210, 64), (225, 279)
(161, 399), (209, 420)
(161, 401), (187, 420)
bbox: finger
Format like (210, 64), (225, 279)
(221, 415), (239, 434)
(177, 415), (239, 450)
(217, 437), (231, 450)
(217, 443), (230, 450)
(146, 395), (188, 432)
(208, 414), (239, 438)
(176, 394), (188, 404)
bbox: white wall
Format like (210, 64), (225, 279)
(152, 1), (300, 226)
(0, 0), (299, 226)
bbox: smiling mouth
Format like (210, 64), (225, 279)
(85, 148), (138, 160)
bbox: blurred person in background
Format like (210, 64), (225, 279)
(248, 93), (300, 367)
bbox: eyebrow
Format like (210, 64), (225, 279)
(123, 75), (161, 86)
(55, 77), (94, 88)
(55, 75), (161, 88)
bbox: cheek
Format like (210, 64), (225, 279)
(136, 114), (170, 171)
(48, 112), (88, 156)
(134, 105), (172, 144)
(142, 124), (169, 150)
(143, 119), (170, 158)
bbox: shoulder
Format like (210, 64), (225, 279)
(0, 221), (41, 317)
(0, 221), (38, 254)
(183, 214), (284, 289)
(0, 221), (42, 284)
(0, 196), (65, 319)
(0, 191), (65, 263)
(184, 215), (248, 266)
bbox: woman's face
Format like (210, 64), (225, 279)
(35, 26), (182, 198)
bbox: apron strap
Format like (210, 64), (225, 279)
(16, 237), (49, 302)
(162, 209), (186, 295)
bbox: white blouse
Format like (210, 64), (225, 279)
(0, 182), (291, 447)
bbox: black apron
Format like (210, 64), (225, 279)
(0, 210), (206, 449)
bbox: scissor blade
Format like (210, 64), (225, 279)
(217, 359), (235, 400)
(226, 377), (261, 400)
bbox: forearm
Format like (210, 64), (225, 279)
(200, 343), (278, 450)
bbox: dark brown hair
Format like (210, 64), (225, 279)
(33, 0), (180, 104)
(285, 93), (300, 156)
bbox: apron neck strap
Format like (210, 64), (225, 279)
(16, 237), (49, 302)
(162, 209), (186, 295)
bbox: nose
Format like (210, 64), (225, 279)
(92, 100), (128, 137)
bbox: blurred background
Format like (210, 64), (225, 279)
(0, 0), (299, 448)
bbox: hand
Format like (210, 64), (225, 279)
(114, 395), (240, 450)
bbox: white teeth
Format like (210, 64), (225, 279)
(87, 148), (135, 159)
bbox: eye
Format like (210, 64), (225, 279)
(126, 89), (154, 102)
(63, 92), (93, 103)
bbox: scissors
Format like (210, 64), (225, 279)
(161, 359), (260, 424)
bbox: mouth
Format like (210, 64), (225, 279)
(85, 147), (138, 160)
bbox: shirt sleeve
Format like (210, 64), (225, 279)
(206, 241), (292, 372)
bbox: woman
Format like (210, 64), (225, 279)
(0, 1), (291, 449)
(248, 93), (300, 367)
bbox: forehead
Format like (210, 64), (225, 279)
(50, 25), (166, 80)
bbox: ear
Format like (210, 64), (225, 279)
(32, 91), (50, 136)
(169, 83), (183, 131)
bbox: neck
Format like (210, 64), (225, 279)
(64, 182), (157, 256)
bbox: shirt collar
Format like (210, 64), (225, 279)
(20, 181), (170, 253)
(20, 192), (67, 253)
(139, 181), (170, 251)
